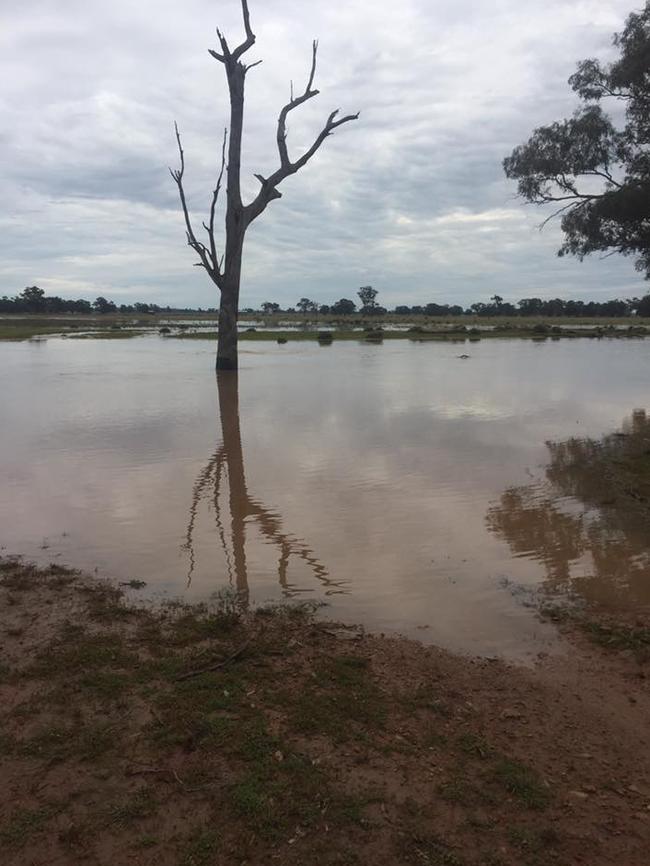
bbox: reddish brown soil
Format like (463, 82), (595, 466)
(1, 558), (649, 866)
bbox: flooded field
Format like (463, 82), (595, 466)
(1, 336), (648, 661)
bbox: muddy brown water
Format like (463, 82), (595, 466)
(1, 335), (649, 662)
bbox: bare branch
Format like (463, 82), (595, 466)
(216, 28), (230, 58)
(276, 40), (321, 168)
(538, 199), (589, 229)
(169, 122), (222, 286)
(232, 0), (256, 61)
(205, 128), (228, 270)
(246, 91), (359, 225)
(210, 1), (257, 65)
(584, 169), (624, 188)
(288, 109), (360, 177)
(306, 39), (318, 92)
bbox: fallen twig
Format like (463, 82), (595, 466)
(174, 638), (252, 681)
(125, 764), (216, 793)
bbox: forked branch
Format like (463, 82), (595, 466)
(203, 128), (228, 272)
(247, 41), (359, 223)
(277, 40), (320, 167)
(169, 122), (226, 288)
(208, 0), (256, 64)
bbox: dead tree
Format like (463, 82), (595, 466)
(170, 0), (359, 371)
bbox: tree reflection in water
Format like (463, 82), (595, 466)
(183, 373), (345, 603)
(486, 409), (650, 608)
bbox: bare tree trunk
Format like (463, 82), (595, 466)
(217, 62), (246, 372)
(216, 244), (243, 371)
(216, 288), (239, 372)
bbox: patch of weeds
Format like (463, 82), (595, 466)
(191, 715), (234, 749)
(230, 771), (315, 838)
(231, 774), (271, 823)
(148, 677), (238, 751)
(255, 599), (322, 621)
(79, 670), (132, 700)
(167, 610), (240, 646)
(479, 854), (505, 866)
(409, 684), (451, 717)
(77, 722), (117, 760)
(0, 731), (17, 755)
(108, 787), (157, 827)
(148, 710), (231, 751)
(47, 565), (77, 588)
(211, 585), (244, 618)
(0, 565), (38, 591)
(58, 821), (90, 851)
(582, 621), (650, 653)
(508, 825), (560, 853)
(178, 829), (220, 866)
(28, 626), (137, 678)
(327, 792), (368, 826)
(404, 834), (464, 866)
(458, 732), (493, 759)
(20, 725), (75, 762)
(422, 727), (448, 749)
(0, 806), (57, 848)
(136, 834), (160, 849)
(0, 557), (22, 573)
(438, 778), (474, 805)
(140, 652), (188, 680)
(234, 716), (279, 763)
(136, 618), (164, 647)
(47, 563), (76, 576)
(230, 749), (349, 839)
(291, 655), (386, 739)
(0, 661), (13, 683)
(20, 721), (117, 763)
(320, 655), (369, 685)
(465, 813), (495, 831)
(86, 585), (132, 621)
(538, 604), (571, 623)
(491, 759), (550, 810)
(402, 796), (426, 819)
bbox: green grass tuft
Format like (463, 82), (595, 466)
(491, 759), (551, 810)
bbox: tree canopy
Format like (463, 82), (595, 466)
(503, 3), (650, 277)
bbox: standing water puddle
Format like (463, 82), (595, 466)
(1, 336), (649, 662)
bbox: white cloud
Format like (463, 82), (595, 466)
(0, 0), (641, 307)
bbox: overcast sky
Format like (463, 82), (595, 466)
(1, 0), (643, 309)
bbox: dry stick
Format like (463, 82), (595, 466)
(174, 637), (253, 681)
(126, 765), (215, 793)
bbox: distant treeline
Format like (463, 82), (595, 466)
(3, 286), (650, 318)
(0, 287), (211, 316)
(265, 292), (650, 317)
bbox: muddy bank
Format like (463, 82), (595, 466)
(1, 558), (649, 866)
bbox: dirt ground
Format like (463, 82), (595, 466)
(1, 557), (649, 866)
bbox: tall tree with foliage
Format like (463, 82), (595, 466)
(357, 285), (378, 313)
(170, 0), (359, 371)
(503, 3), (650, 278)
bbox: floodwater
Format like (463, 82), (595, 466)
(1, 336), (649, 662)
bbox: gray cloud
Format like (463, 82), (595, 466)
(1, 0), (642, 308)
